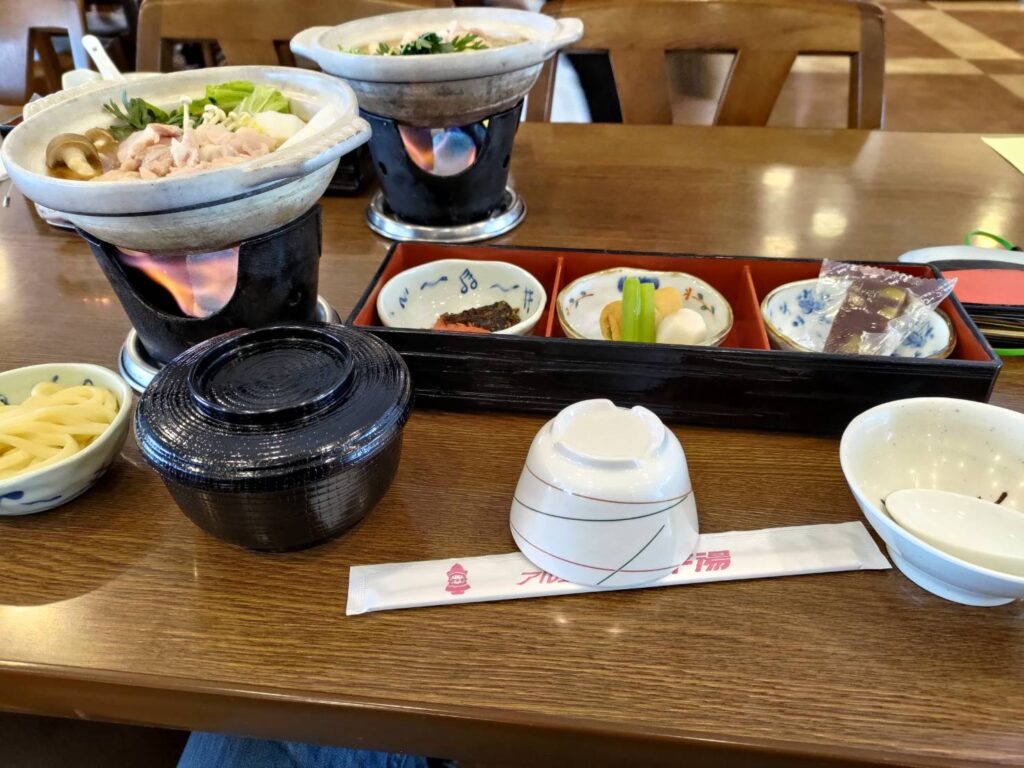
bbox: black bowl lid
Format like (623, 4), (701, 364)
(135, 323), (412, 489)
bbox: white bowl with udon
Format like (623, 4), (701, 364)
(0, 363), (132, 515)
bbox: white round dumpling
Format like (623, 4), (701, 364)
(656, 308), (708, 345)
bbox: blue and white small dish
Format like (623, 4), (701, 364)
(376, 258), (547, 336)
(556, 267), (733, 345)
(761, 278), (956, 359)
(0, 363), (132, 516)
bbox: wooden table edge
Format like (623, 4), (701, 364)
(0, 660), (992, 768)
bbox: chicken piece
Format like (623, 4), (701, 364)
(169, 136), (198, 169)
(189, 124), (235, 163)
(194, 123), (233, 145)
(117, 124), (180, 171)
(139, 144), (174, 179)
(224, 127), (276, 157)
(197, 143), (228, 163)
(149, 124), (183, 139)
(169, 103), (199, 169)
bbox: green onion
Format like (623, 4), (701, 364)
(621, 277), (641, 342)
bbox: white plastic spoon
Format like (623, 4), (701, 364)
(61, 69), (102, 90)
(885, 488), (1024, 577)
(82, 35), (125, 81)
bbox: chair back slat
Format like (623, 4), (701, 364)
(137, 0), (454, 72)
(0, 0), (88, 103)
(529, 0), (885, 128)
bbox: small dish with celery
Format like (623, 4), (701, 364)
(557, 268), (734, 347)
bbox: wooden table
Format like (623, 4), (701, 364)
(1, 124), (1022, 768)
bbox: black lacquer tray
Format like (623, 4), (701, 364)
(347, 244), (1001, 434)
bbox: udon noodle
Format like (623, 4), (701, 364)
(0, 382), (118, 480)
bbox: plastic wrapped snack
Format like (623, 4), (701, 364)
(817, 261), (955, 356)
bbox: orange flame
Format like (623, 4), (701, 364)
(118, 247), (239, 318)
(398, 125), (478, 176)
(399, 125), (435, 171)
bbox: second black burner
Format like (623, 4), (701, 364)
(362, 101), (523, 227)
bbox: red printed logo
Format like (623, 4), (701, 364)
(674, 549), (732, 574)
(445, 563), (470, 595)
(516, 570), (569, 586)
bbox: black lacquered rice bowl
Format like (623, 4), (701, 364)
(135, 323), (412, 551)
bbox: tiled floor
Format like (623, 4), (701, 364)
(772, 0), (1024, 130)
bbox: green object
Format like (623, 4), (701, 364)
(101, 81), (289, 141)
(234, 84), (291, 115)
(205, 80), (255, 111)
(399, 32), (488, 55)
(621, 277), (641, 342)
(964, 230), (1018, 250)
(102, 93), (170, 141)
(996, 348), (1024, 357)
(164, 98), (211, 129)
(638, 282), (656, 343)
(349, 32), (489, 56)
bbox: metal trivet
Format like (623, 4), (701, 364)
(366, 186), (526, 244)
(119, 295), (341, 393)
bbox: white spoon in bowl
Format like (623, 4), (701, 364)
(885, 488), (1024, 577)
(82, 35), (125, 81)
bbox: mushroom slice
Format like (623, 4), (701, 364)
(84, 127), (118, 154)
(45, 133), (101, 179)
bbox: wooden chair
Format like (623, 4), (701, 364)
(137, 0), (454, 72)
(84, 1), (139, 69)
(0, 0), (88, 103)
(527, 0), (885, 128)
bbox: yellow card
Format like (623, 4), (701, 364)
(983, 137), (1024, 175)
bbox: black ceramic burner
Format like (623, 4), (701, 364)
(362, 102), (523, 227)
(81, 205), (323, 365)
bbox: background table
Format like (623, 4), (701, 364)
(1, 124), (1022, 768)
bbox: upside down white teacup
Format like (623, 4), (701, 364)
(509, 399), (699, 587)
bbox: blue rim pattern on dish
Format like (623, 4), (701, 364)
(761, 278), (956, 358)
(377, 258), (547, 336)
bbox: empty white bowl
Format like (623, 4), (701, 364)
(376, 258), (546, 336)
(556, 267), (733, 345)
(0, 363), (132, 515)
(840, 397), (1024, 606)
(509, 399), (699, 587)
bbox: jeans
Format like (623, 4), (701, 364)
(177, 733), (430, 768)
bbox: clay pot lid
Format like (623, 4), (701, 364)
(135, 323), (412, 488)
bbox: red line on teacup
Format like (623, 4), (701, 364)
(510, 521), (679, 574)
(525, 463), (692, 505)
